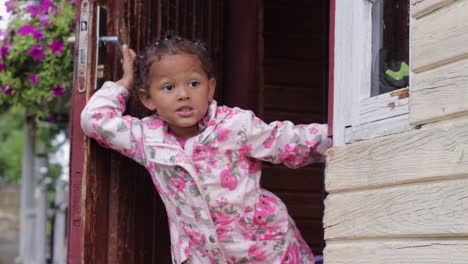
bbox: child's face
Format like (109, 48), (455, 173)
(138, 52), (216, 139)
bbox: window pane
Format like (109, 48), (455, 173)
(371, 0), (409, 96)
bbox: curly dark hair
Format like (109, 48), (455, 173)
(133, 32), (214, 92)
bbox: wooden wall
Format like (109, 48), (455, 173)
(324, 0), (468, 262)
(410, 0), (468, 125)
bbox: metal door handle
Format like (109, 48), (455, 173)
(99, 36), (123, 50)
(68, 36), (123, 50)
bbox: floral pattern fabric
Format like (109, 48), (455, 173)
(81, 82), (332, 264)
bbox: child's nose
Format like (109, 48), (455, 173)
(177, 86), (190, 100)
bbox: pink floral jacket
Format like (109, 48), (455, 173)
(81, 82), (332, 264)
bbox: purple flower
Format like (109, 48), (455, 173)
(18, 25), (35, 36)
(5, 0), (17, 13)
(39, 14), (49, 27)
(32, 28), (43, 41)
(0, 43), (10, 59)
(49, 39), (64, 55)
(0, 85), (13, 95)
(18, 25), (43, 41)
(52, 84), (65, 96)
(27, 45), (45, 61)
(26, 5), (39, 17)
(40, 0), (55, 11)
(29, 73), (39, 85)
(0, 64), (4, 72)
(46, 114), (56, 123)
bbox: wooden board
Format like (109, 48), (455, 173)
(326, 117), (468, 192)
(411, 56), (468, 125)
(324, 177), (468, 240)
(411, 0), (456, 18)
(325, 240), (468, 264)
(411, 0), (468, 73)
(344, 114), (412, 143)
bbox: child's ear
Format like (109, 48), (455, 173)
(208, 78), (216, 101)
(138, 89), (157, 111)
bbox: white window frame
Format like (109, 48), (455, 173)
(333, 0), (414, 146)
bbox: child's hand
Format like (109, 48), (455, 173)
(116, 45), (136, 90)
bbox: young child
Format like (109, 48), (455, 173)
(81, 34), (332, 264)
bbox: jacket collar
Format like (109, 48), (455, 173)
(143, 100), (228, 165)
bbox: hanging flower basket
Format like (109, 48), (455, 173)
(0, 0), (75, 123)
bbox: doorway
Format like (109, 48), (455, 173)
(70, 0), (329, 263)
(259, 0), (329, 255)
(223, 0), (329, 255)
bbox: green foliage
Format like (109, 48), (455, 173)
(0, 0), (75, 122)
(0, 107), (23, 183)
(0, 106), (67, 184)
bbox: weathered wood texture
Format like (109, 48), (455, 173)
(325, 240), (468, 264)
(332, 0), (372, 145)
(410, 0), (468, 125)
(411, 0), (456, 18)
(411, 55), (468, 125)
(326, 117), (468, 192)
(70, 1), (98, 263)
(358, 89), (409, 125)
(411, 0), (468, 73)
(324, 177), (468, 239)
(344, 114), (412, 143)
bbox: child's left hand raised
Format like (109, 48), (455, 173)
(116, 45), (136, 90)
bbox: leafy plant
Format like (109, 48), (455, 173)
(0, 106), (23, 183)
(0, 105), (67, 184)
(0, 0), (75, 122)
(0, 0), (75, 185)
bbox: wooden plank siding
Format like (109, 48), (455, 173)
(410, 0), (457, 18)
(324, 0), (468, 262)
(411, 0), (468, 74)
(411, 0), (468, 125)
(325, 240), (468, 264)
(260, 0), (329, 254)
(325, 117), (468, 193)
(324, 177), (468, 240)
(411, 57), (468, 125)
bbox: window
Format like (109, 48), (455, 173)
(333, 0), (412, 145)
(371, 0), (409, 96)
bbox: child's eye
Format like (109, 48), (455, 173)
(189, 81), (200, 88)
(162, 84), (174, 91)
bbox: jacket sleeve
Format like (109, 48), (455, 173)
(80, 81), (146, 165)
(239, 110), (332, 168)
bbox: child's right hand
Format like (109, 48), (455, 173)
(116, 45), (136, 90)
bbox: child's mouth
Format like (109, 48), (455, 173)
(176, 106), (194, 117)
